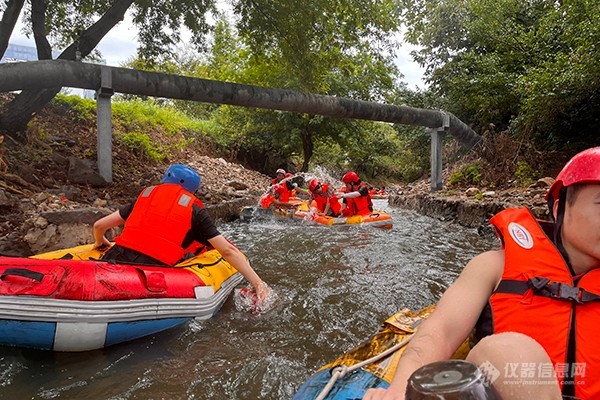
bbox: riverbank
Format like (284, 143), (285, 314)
(388, 174), (552, 229)
(0, 93), (556, 256)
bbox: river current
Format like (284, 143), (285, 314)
(0, 200), (497, 399)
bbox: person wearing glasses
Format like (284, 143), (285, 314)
(307, 178), (342, 217)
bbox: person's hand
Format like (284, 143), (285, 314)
(94, 236), (111, 250)
(254, 280), (270, 303)
(363, 388), (403, 400)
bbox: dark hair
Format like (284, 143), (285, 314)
(566, 184), (586, 206)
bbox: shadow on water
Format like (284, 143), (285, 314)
(0, 201), (498, 399)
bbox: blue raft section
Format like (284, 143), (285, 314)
(293, 368), (389, 400)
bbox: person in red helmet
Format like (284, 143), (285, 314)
(93, 164), (271, 304)
(364, 147), (600, 400)
(308, 178), (342, 217)
(339, 171), (373, 217)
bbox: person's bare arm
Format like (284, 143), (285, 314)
(208, 235), (269, 301)
(93, 211), (124, 248)
(272, 199), (298, 209)
(364, 250), (504, 400)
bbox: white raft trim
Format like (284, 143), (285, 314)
(0, 273), (242, 323)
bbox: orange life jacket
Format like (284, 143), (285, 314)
(344, 183), (373, 216)
(115, 184), (204, 266)
(485, 207), (600, 399)
(260, 192), (275, 208)
(275, 182), (292, 202)
(311, 184), (341, 215)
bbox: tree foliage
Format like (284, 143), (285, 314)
(213, 2), (405, 173)
(401, 0), (600, 150)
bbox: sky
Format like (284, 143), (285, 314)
(9, 11), (427, 90)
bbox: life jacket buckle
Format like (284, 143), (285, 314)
(529, 276), (550, 290)
(555, 283), (583, 304)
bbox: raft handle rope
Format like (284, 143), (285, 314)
(315, 319), (422, 400)
(1, 268), (44, 282)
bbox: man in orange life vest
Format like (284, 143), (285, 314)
(339, 171), (373, 217)
(307, 178), (341, 217)
(259, 179), (298, 210)
(271, 168), (286, 186)
(93, 164), (270, 302)
(365, 147), (600, 400)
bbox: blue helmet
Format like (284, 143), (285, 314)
(161, 164), (201, 193)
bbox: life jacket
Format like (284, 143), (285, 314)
(344, 183), (373, 216)
(311, 184), (341, 215)
(274, 182), (292, 202)
(480, 207), (600, 399)
(115, 184), (204, 266)
(260, 192), (275, 209)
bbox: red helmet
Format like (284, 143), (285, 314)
(342, 171), (360, 184)
(308, 179), (320, 192)
(546, 147), (600, 206)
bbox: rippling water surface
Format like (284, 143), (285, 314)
(0, 201), (497, 399)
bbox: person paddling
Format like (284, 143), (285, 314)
(365, 147), (600, 400)
(339, 171), (373, 217)
(93, 164), (272, 306)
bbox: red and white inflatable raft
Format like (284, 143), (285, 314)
(0, 244), (242, 351)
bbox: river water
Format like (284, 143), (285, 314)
(0, 201), (497, 399)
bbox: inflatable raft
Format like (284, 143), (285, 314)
(293, 306), (470, 399)
(0, 244), (243, 351)
(279, 201), (393, 229)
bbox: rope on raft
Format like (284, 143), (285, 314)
(315, 320), (422, 400)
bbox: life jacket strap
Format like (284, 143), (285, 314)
(495, 277), (600, 305)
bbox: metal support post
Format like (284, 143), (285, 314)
(428, 112), (450, 191)
(96, 66), (114, 183)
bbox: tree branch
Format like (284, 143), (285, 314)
(31, 0), (53, 59)
(0, 0), (26, 59)
(58, 0), (135, 60)
(0, 0), (136, 136)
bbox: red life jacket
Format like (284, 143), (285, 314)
(115, 184), (204, 266)
(260, 192), (275, 208)
(311, 184), (341, 215)
(485, 207), (600, 399)
(274, 182), (292, 202)
(344, 183), (373, 216)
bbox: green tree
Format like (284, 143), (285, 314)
(0, 0), (217, 137)
(227, 0), (406, 171)
(401, 0), (600, 149)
